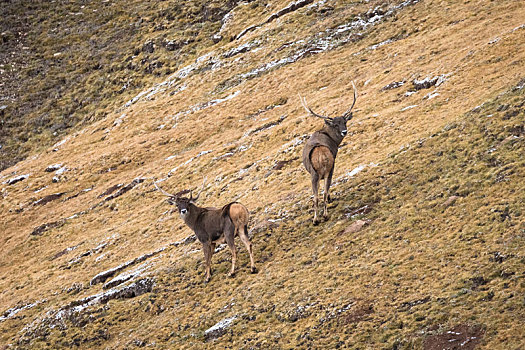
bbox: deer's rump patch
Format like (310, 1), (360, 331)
(310, 146), (335, 179)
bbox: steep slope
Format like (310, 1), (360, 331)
(1, 0), (524, 348)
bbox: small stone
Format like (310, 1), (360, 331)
(501, 135), (519, 145)
(443, 196), (459, 208)
(45, 163), (62, 172)
(250, 219), (280, 236)
(212, 33), (223, 44)
(343, 220), (369, 234)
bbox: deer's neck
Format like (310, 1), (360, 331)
(318, 127), (343, 152)
(183, 204), (207, 231)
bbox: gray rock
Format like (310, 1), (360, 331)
(412, 74), (448, 90)
(142, 40), (155, 53)
(33, 192), (66, 206)
(170, 235), (197, 247)
(31, 219), (66, 236)
(103, 178), (145, 201)
(212, 33), (223, 44)
(5, 174), (29, 185)
(381, 81), (405, 91)
(250, 219), (280, 237)
(204, 315), (237, 341)
(45, 163), (63, 172)
(19, 278), (155, 339)
(102, 262), (151, 290)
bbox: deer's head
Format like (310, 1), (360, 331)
(300, 81), (358, 139)
(155, 177), (206, 219)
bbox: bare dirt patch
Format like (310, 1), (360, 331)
(423, 324), (484, 350)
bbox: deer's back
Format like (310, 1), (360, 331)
(196, 209), (229, 241)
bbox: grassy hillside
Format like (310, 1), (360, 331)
(1, 0), (524, 348)
(0, 0), (239, 170)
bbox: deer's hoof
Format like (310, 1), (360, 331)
(323, 214), (330, 221)
(251, 267), (258, 274)
(204, 277), (211, 284)
(313, 218), (320, 225)
(228, 272), (236, 278)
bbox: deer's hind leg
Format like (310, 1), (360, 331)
(224, 221), (237, 277)
(323, 167), (334, 220)
(310, 146), (333, 225)
(238, 224), (257, 273)
(311, 172), (320, 225)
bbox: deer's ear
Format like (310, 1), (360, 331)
(324, 119), (334, 127)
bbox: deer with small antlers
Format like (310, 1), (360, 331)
(155, 178), (256, 282)
(300, 82), (357, 224)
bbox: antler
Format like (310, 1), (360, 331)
(299, 94), (333, 121)
(189, 176), (207, 202)
(342, 81), (358, 121)
(154, 182), (176, 197)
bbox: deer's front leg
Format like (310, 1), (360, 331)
(202, 242), (213, 283)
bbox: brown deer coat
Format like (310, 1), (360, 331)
(302, 128), (343, 176)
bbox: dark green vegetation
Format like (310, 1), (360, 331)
(0, 0), (239, 170)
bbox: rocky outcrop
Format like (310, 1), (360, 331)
(20, 278), (154, 342)
(5, 174), (29, 185)
(90, 248), (165, 286)
(31, 219), (66, 236)
(103, 178), (145, 201)
(219, 1), (422, 91)
(33, 192), (65, 206)
(235, 0), (314, 40)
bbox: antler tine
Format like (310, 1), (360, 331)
(342, 81), (358, 120)
(190, 176), (207, 202)
(299, 94), (332, 121)
(154, 182), (176, 197)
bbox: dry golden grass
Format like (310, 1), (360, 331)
(1, 0), (524, 348)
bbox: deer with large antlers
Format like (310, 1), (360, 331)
(300, 82), (357, 224)
(155, 178), (256, 282)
